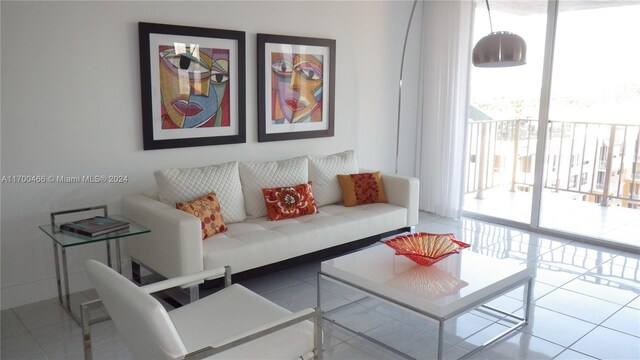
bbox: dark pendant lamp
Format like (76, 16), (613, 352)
(472, 0), (526, 67)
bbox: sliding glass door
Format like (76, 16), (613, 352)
(539, 2), (640, 247)
(464, 0), (640, 249)
(464, 1), (548, 223)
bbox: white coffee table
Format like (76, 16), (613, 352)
(318, 244), (533, 359)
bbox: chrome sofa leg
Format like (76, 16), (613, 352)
(189, 285), (199, 303)
(224, 265), (232, 287)
(131, 259), (142, 284)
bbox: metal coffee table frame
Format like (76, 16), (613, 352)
(318, 271), (533, 360)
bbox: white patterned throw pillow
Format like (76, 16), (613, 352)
(308, 150), (359, 207)
(155, 161), (246, 223)
(239, 157), (308, 218)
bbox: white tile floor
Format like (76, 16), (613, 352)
(464, 187), (640, 248)
(2, 212), (640, 359)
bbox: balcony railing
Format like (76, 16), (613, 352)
(466, 119), (640, 208)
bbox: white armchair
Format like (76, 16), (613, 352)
(83, 260), (322, 359)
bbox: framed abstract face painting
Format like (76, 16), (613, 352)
(257, 34), (335, 142)
(139, 22), (245, 150)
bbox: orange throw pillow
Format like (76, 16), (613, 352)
(337, 171), (388, 207)
(262, 182), (319, 221)
(176, 192), (227, 239)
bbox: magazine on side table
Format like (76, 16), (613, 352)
(60, 216), (130, 237)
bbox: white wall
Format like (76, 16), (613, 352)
(0, 0), (421, 308)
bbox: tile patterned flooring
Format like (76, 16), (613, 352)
(2, 212), (639, 359)
(463, 187), (640, 248)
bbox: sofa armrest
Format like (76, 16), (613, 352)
(122, 194), (204, 279)
(379, 172), (420, 227)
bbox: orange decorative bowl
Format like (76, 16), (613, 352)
(384, 232), (470, 266)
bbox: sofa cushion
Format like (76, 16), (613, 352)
(337, 171), (388, 207)
(262, 182), (318, 221)
(169, 284), (313, 359)
(308, 150), (359, 207)
(155, 161), (246, 223)
(203, 203), (407, 273)
(239, 157), (308, 218)
(176, 192), (227, 240)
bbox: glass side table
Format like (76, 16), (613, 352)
(38, 206), (150, 325)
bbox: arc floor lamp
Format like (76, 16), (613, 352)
(394, 0), (526, 173)
(395, 0), (418, 174)
(472, 0), (527, 67)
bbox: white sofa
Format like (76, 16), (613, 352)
(122, 151), (419, 287)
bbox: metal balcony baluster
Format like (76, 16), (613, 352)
(601, 125), (617, 206)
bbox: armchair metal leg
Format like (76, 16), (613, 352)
(80, 299), (111, 360)
(81, 302), (92, 360)
(313, 307), (323, 359)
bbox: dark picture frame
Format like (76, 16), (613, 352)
(257, 33), (335, 142)
(139, 22), (246, 150)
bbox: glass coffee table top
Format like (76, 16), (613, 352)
(39, 215), (150, 247)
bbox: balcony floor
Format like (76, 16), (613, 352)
(464, 186), (640, 248)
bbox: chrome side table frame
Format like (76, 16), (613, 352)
(49, 205), (123, 324)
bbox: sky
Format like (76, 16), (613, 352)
(470, 1), (640, 125)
